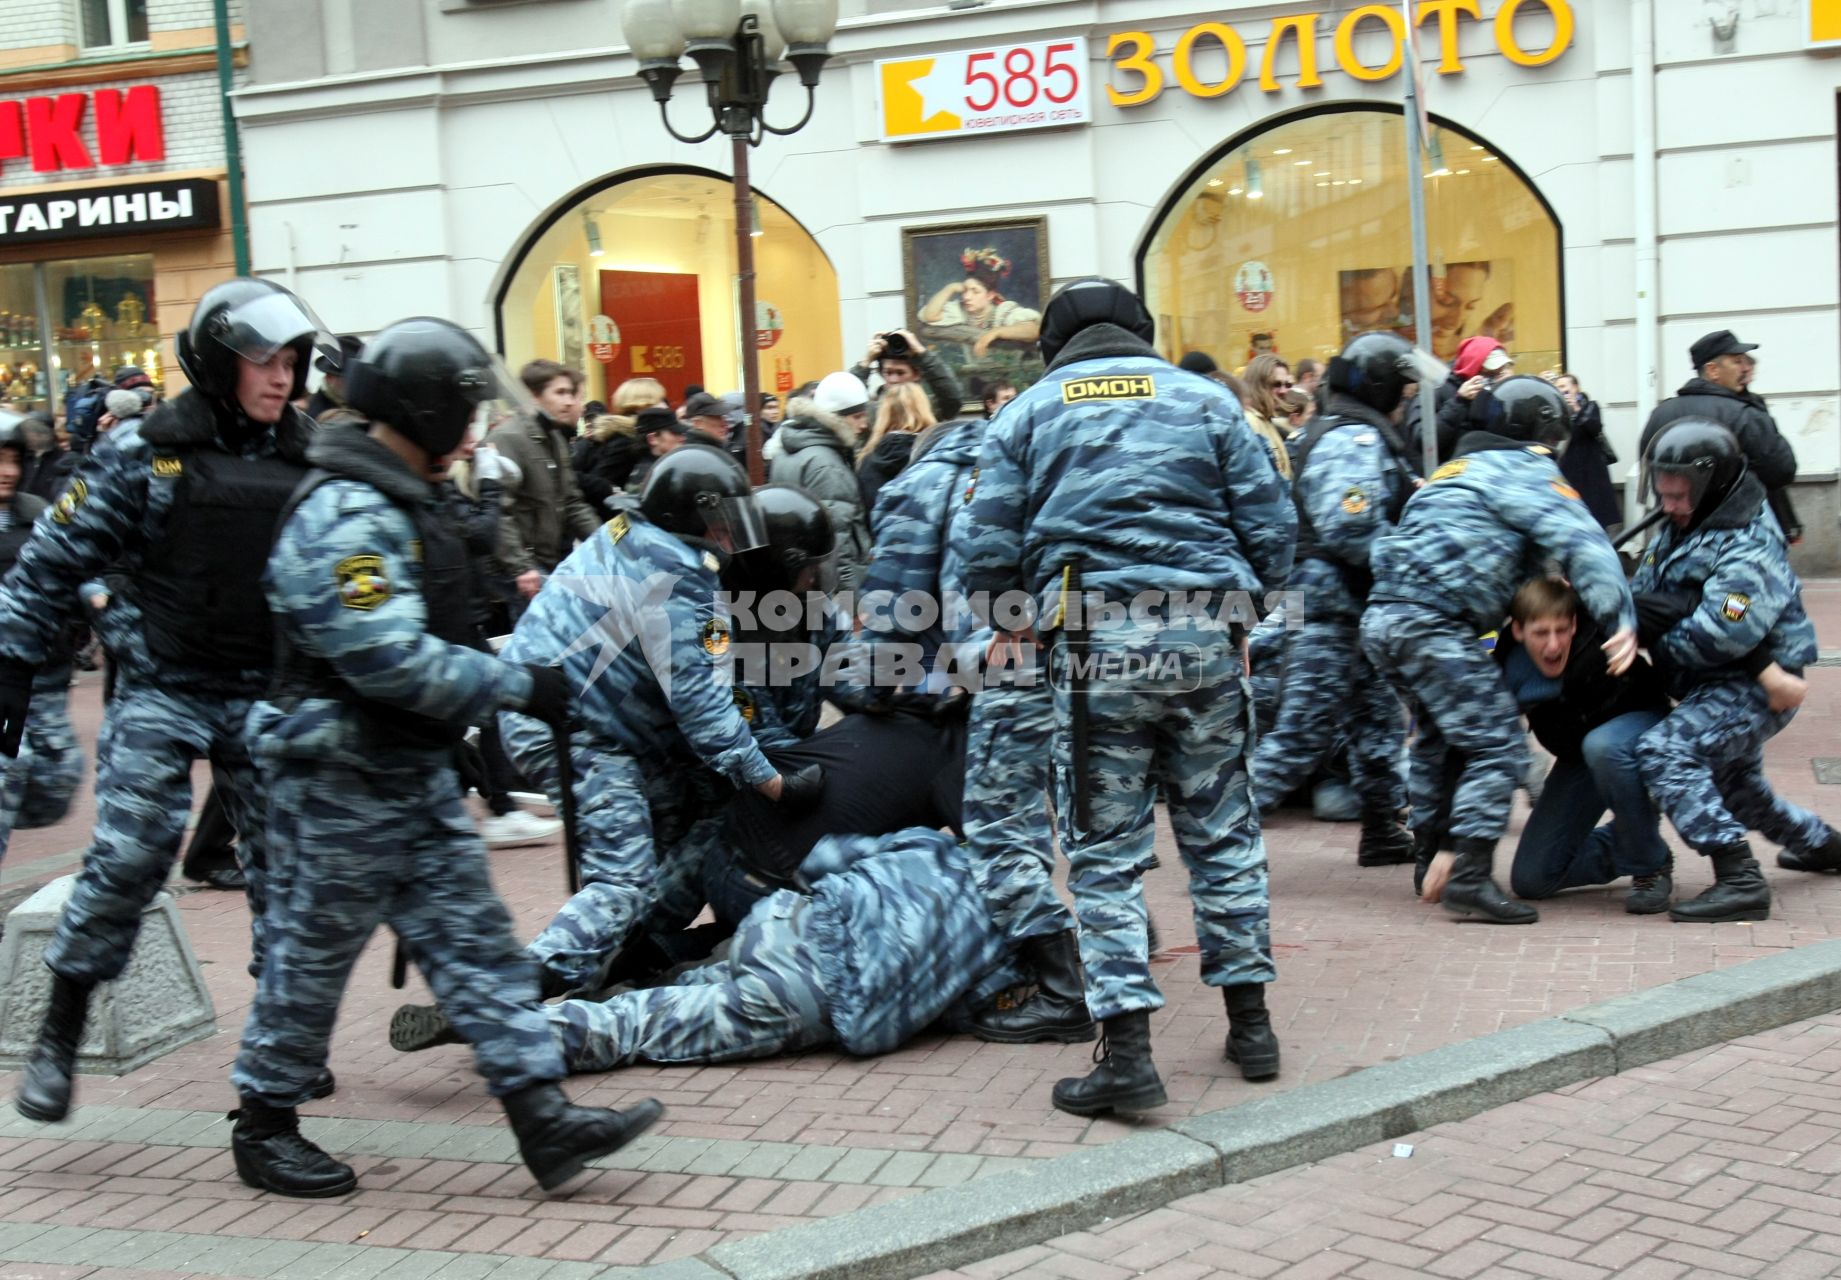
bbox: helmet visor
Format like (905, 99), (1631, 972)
(467, 356), (540, 440)
(1402, 346), (1450, 391)
(1646, 458), (1716, 511)
(215, 291), (338, 369)
(698, 493), (769, 555)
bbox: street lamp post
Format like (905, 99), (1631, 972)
(621, 0), (839, 483)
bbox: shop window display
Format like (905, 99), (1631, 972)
(0, 255), (158, 417)
(1141, 108), (1561, 378)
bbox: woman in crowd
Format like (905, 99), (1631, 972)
(857, 382), (936, 513)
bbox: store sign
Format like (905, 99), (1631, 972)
(755, 300), (784, 350)
(588, 314), (622, 364)
(0, 178), (218, 247)
(1807, 0), (1841, 48)
(599, 270), (705, 405)
(1105, 0), (1574, 107)
(1234, 261), (1274, 313)
(0, 86), (166, 176)
(878, 37), (1092, 143)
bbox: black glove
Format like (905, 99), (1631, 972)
(1633, 590), (1699, 647)
(0, 659), (34, 759)
(521, 664), (572, 727)
(776, 763), (825, 813)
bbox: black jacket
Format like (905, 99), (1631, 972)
(1495, 615), (1670, 764)
(1641, 379), (1800, 540)
(857, 431), (919, 515)
(572, 433), (643, 516)
(19, 449), (74, 505)
(1403, 374), (1464, 474)
(1558, 396), (1621, 529)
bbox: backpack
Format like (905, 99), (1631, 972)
(63, 377), (113, 453)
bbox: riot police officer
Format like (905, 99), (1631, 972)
(2, 279), (327, 1124)
(232, 317), (661, 1198)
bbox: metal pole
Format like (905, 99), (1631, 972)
(732, 134), (764, 485)
(1629, 0), (1660, 526)
(1403, 75), (1437, 477)
(212, 0), (250, 277)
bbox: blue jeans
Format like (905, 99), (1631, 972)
(1510, 710), (1670, 899)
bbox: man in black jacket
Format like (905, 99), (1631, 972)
(1640, 331), (1800, 541)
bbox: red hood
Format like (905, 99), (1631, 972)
(1452, 335), (1504, 380)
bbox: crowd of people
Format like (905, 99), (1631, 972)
(0, 271), (1830, 1203)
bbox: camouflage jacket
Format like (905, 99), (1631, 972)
(502, 512), (777, 787)
(960, 324), (1294, 618)
(1630, 470), (1817, 695)
(1369, 433), (1635, 637)
(1287, 394), (1417, 621)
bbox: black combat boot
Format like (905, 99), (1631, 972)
(1777, 826), (1841, 874)
(1222, 984), (1280, 1081)
(970, 931), (1096, 1044)
(1440, 838), (1538, 924)
(231, 1098), (358, 1198)
(1050, 1010), (1166, 1116)
(307, 1070), (337, 1101)
(389, 1003), (465, 1053)
(1670, 844), (1771, 923)
(502, 1084), (664, 1191)
(1411, 827), (1440, 897)
(1624, 861), (1674, 916)
(15, 974), (93, 1122)
(1357, 807), (1415, 867)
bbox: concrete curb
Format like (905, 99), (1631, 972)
(674, 938), (1841, 1280)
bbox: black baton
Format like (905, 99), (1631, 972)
(1062, 560), (1092, 834)
(553, 722), (583, 896)
(1612, 505), (1668, 551)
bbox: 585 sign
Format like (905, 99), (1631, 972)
(878, 38), (1091, 143)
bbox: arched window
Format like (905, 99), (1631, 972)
(1139, 106), (1562, 378)
(496, 168), (841, 407)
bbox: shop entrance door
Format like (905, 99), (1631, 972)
(598, 270), (704, 405)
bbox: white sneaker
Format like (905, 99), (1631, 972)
(480, 810), (563, 848)
(506, 791), (556, 817)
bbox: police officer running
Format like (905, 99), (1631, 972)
(963, 278), (1295, 1114)
(1249, 332), (1421, 864)
(1362, 377), (1638, 923)
(232, 318), (661, 1198)
(1, 279), (327, 1125)
(1631, 420), (1840, 921)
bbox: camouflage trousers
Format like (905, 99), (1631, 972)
(964, 678), (1070, 944)
(1250, 615), (1406, 815)
(45, 680), (267, 984)
(1361, 603), (1528, 846)
(0, 692), (85, 862)
(501, 712), (718, 990)
(1636, 678), (1830, 856)
(548, 889), (830, 1071)
(1053, 620), (1273, 1022)
(233, 757), (564, 1105)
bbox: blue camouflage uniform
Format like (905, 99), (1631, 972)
(1363, 437), (1635, 846)
(547, 827), (1016, 1070)
(500, 512), (778, 990)
(232, 424), (563, 1107)
(1250, 395), (1413, 815)
(1631, 471), (1828, 856)
(0, 391), (312, 984)
(0, 493), (84, 860)
(960, 324), (1296, 1021)
(868, 418), (1067, 944)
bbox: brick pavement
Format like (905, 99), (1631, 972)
(923, 1009), (1841, 1280)
(0, 583), (1831, 1274)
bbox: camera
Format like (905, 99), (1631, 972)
(879, 330), (911, 359)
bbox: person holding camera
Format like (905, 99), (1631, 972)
(851, 328), (967, 425)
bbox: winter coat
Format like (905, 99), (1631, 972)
(1285, 393), (1418, 620)
(866, 418), (987, 676)
(850, 347), (969, 425)
(1641, 379), (1801, 541)
(486, 413), (602, 576)
(19, 449), (75, 505)
(1494, 615), (1670, 764)
(856, 430), (920, 514)
(767, 398), (871, 593)
(1558, 396), (1621, 528)
(572, 415), (645, 516)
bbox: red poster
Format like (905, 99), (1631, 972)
(598, 270), (704, 404)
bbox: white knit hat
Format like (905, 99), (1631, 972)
(813, 371), (869, 418)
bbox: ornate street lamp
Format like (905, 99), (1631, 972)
(621, 0), (839, 481)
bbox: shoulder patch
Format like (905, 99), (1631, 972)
(335, 554), (392, 611)
(50, 478), (88, 526)
(608, 512), (630, 544)
(702, 550), (721, 573)
(733, 687), (756, 722)
(151, 455), (183, 478)
(701, 618), (731, 656)
(1429, 459), (1468, 482)
(1721, 593), (1751, 622)
(963, 465), (979, 506)
(1340, 486), (1368, 515)
(1350, 432), (1377, 446)
(1551, 481), (1581, 500)
(1061, 374), (1156, 404)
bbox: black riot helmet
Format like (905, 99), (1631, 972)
(176, 278), (333, 402)
(0, 408), (23, 467)
(1482, 375), (1571, 448)
(746, 484), (838, 596)
(639, 446), (767, 558)
(1037, 277), (1155, 366)
(1326, 330), (1417, 414)
(1646, 418), (1746, 532)
(344, 318), (507, 457)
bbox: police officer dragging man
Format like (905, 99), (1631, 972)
(0, 279), (330, 1125)
(963, 278), (1295, 1114)
(229, 318), (661, 1198)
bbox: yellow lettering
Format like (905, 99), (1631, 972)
(1261, 14), (1322, 91)
(1416, 0), (1480, 74)
(1496, 0), (1574, 66)
(1172, 22), (1245, 98)
(632, 345), (653, 373)
(1333, 4), (1405, 81)
(1106, 31), (1164, 107)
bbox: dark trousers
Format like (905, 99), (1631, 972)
(182, 777), (240, 878)
(1510, 710), (1670, 899)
